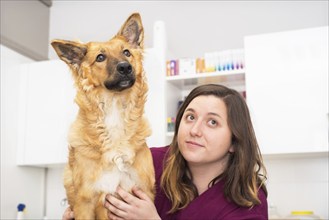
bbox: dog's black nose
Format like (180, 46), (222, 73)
(117, 61), (132, 75)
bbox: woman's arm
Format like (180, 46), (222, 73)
(104, 186), (161, 220)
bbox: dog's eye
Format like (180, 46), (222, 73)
(123, 49), (131, 57)
(96, 54), (106, 62)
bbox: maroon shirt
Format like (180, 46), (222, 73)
(151, 146), (268, 220)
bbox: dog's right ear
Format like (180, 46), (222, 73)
(51, 40), (87, 66)
(116, 13), (144, 48)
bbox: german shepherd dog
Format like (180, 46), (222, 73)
(51, 13), (155, 219)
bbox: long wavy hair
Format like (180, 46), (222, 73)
(161, 84), (267, 213)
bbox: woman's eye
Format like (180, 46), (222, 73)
(186, 115), (195, 121)
(96, 54), (106, 62)
(208, 119), (218, 126)
(123, 49), (131, 57)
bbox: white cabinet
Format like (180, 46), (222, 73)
(17, 60), (77, 166)
(244, 26), (328, 155)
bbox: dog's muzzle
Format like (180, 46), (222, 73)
(104, 61), (136, 91)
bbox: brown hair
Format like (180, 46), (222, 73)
(161, 84), (267, 213)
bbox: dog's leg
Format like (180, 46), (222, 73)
(63, 162), (76, 209)
(74, 203), (95, 220)
(133, 145), (156, 201)
(96, 193), (108, 220)
(74, 192), (97, 220)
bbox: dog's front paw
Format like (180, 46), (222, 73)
(113, 155), (129, 172)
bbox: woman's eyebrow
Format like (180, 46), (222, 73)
(185, 108), (195, 113)
(186, 108), (222, 119)
(208, 112), (222, 119)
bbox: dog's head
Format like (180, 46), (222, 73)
(51, 13), (144, 92)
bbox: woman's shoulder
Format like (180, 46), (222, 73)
(150, 146), (169, 167)
(150, 146), (169, 180)
(223, 187), (268, 220)
(150, 146), (169, 157)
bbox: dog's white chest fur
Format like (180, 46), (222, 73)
(105, 100), (124, 135)
(94, 98), (138, 194)
(94, 167), (137, 194)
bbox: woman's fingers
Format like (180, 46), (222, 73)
(104, 186), (160, 220)
(106, 194), (129, 211)
(108, 212), (124, 220)
(116, 186), (137, 205)
(106, 201), (127, 219)
(132, 186), (151, 201)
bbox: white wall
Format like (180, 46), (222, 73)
(48, 1), (328, 59)
(1, 45), (46, 219)
(265, 155), (328, 218)
(45, 167), (67, 219)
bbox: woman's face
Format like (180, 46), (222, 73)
(178, 95), (234, 168)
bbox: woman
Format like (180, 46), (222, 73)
(63, 84), (268, 220)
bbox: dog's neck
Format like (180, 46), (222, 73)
(75, 81), (147, 126)
(69, 76), (149, 150)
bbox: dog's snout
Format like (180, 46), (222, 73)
(117, 62), (132, 75)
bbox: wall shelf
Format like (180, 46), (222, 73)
(166, 69), (245, 90)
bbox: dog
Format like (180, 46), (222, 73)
(51, 13), (155, 219)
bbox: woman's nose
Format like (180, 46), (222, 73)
(190, 120), (202, 137)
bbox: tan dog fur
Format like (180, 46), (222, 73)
(51, 13), (155, 219)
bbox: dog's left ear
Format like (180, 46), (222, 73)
(116, 13), (144, 48)
(51, 40), (87, 66)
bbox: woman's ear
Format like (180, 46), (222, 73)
(229, 145), (235, 153)
(229, 138), (236, 153)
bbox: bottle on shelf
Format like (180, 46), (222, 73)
(166, 48), (245, 77)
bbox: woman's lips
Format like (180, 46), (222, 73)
(185, 141), (204, 148)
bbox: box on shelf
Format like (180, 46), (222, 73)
(178, 58), (196, 76)
(196, 58), (205, 73)
(166, 60), (179, 76)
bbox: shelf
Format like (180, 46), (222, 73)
(263, 150), (328, 159)
(166, 131), (174, 137)
(166, 69), (245, 89)
(166, 69), (244, 81)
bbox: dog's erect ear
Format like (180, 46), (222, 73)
(51, 40), (87, 66)
(116, 13), (144, 48)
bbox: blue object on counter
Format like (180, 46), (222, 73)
(17, 203), (26, 211)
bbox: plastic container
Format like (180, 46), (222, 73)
(286, 211), (322, 220)
(268, 204), (281, 219)
(17, 203), (26, 220)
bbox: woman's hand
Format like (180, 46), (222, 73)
(104, 186), (160, 220)
(62, 207), (74, 220)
